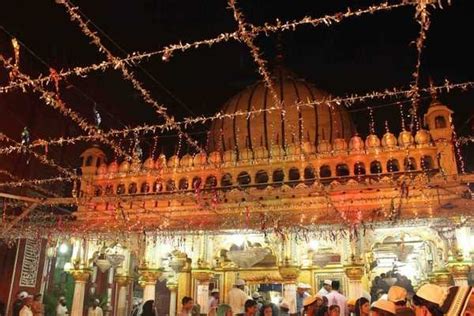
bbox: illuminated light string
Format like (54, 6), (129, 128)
(409, 0), (437, 131)
(0, 170), (61, 197)
(1, 79), (473, 156)
(58, 0), (204, 154)
(0, 2), (416, 95)
(0, 55), (131, 161)
(228, 0), (282, 114)
(457, 136), (474, 145)
(0, 132), (74, 177)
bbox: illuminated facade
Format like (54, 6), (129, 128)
(6, 69), (473, 316)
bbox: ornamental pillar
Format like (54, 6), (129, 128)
(344, 263), (365, 300)
(138, 268), (162, 301)
(167, 280), (178, 316)
(115, 275), (132, 316)
(432, 269), (452, 287)
(192, 270), (213, 315)
(70, 269), (91, 316)
(447, 256), (471, 286)
(279, 261), (300, 314)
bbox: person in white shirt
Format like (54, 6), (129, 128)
(318, 280), (332, 296)
(228, 279), (249, 315)
(208, 289), (219, 316)
(296, 283), (311, 316)
(19, 297), (33, 316)
(87, 299), (103, 316)
(56, 297), (68, 316)
(325, 281), (348, 316)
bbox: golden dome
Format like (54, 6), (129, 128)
(155, 154), (167, 169)
(365, 134), (381, 148)
(208, 151), (222, 165)
(333, 138), (348, 152)
(130, 160), (141, 172)
(180, 154), (193, 168)
(415, 129), (431, 146)
(143, 157), (155, 170)
(349, 134), (364, 152)
(119, 161), (130, 173)
(317, 139), (332, 153)
(301, 141), (316, 155)
(208, 67), (353, 153)
(167, 155), (179, 168)
(223, 149), (236, 164)
(108, 161), (119, 173)
(193, 152), (207, 166)
(270, 144), (284, 158)
(287, 143), (302, 156)
(398, 130), (414, 148)
(382, 132), (397, 148)
(97, 163), (108, 175)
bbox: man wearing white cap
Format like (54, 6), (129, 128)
(87, 299), (103, 316)
(413, 284), (473, 316)
(296, 283), (311, 316)
(208, 289), (220, 316)
(318, 280), (332, 296)
(56, 297), (68, 316)
(13, 292), (29, 316)
(228, 279), (249, 315)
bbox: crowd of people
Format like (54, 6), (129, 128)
(4, 277), (472, 316)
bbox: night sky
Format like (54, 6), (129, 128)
(0, 0), (473, 183)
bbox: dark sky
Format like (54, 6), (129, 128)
(0, 0), (473, 181)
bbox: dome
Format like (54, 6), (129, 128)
(415, 129), (431, 146)
(398, 130), (414, 148)
(108, 161), (119, 173)
(382, 132), (397, 149)
(119, 161), (130, 173)
(349, 134), (364, 152)
(143, 157), (155, 170)
(208, 67), (353, 152)
(97, 163), (108, 175)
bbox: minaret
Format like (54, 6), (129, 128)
(79, 145), (106, 202)
(423, 82), (457, 175)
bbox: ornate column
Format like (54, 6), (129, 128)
(432, 269), (452, 287)
(344, 262), (365, 300)
(115, 275), (132, 316)
(70, 269), (91, 316)
(447, 254), (471, 286)
(192, 269), (213, 315)
(138, 268), (162, 301)
(167, 280), (178, 316)
(279, 260), (300, 314)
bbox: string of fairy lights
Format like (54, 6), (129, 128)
(0, 0), (473, 238)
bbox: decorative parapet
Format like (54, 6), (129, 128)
(192, 269), (214, 282)
(138, 268), (163, 287)
(70, 269), (91, 282)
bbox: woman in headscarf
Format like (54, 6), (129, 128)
(354, 298), (369, 316)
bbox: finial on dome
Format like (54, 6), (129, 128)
(428, 77), (439, 105)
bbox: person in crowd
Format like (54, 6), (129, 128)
(261, 304), (273, 316)
(209, 289), (220, 316)
(279, 302), (290, 316)
(56, 297), (68, 316)
(191, 303), (201, 316)
(87, 299), (103, 316)
(318, 280), (332, 296)
(244, 299), (258, 316)
(303, 295), (324, 316)
(413, 284), (473, 316)
(216, 304), (233, 316)
(328, 305), (340, 316)
(229, 279), (249, 315)
(141, 300), (156, 316)
(13, 291), (29, 316)
(297, 283), (311, 315)
(178, 297), (194, 316)
(251, 292), (263, 314)
(347, 299), (356, 315)
(19, 296), (33, 316)
(354, 298), (369, 316)
(370, 300), (396, 316)
(30, 294), (43, 316)
(326, 281), (348, 316)
(387, 286), (414, 316)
